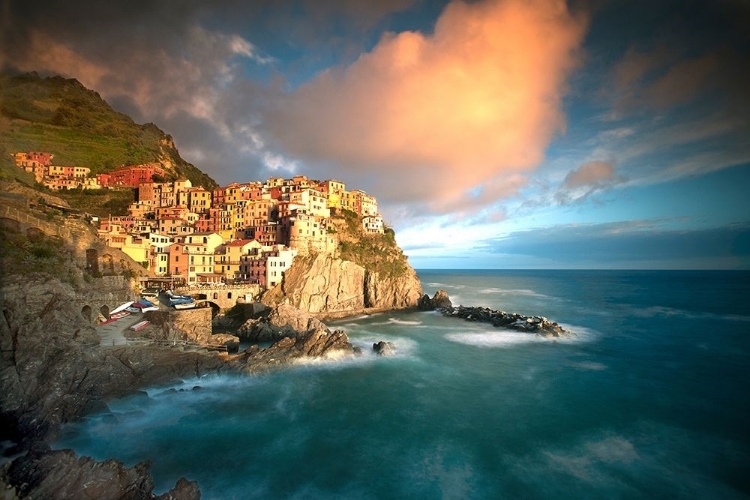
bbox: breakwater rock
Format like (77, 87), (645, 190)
(441, 305), (568, 337)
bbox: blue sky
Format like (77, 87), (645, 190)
(3, 0), (749, 268)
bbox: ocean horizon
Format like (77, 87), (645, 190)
(54, 269), (750, 499)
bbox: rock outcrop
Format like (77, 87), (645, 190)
(3, 444), (199, 500)
(238, 303), (329, 342)
(243, 328), (361, 370)
(263, 253), (423, 316)
(442, 305), (568, 337)
(0, 276), (237, 446)
(418, 289), (453, 310)
(0, 273), (240, 500)
(372, 341), (396, 356)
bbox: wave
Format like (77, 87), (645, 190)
(387, 318), (423, 326)
(365, 317), (425, 327)
(476, 288), (548, 298)
(426, 282), (465, 290)
(445, 324), (597, 348)
(348, 334), (420, 359)
(631, 305), (750, 322)
(567, 361), (607, 371)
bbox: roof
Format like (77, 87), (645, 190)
(225, 239), (255, 247)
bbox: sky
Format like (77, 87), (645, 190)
(2, 0), (749, 269)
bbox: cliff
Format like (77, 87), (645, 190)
(261, 208), (423, 317)
(262, 253), (423, 317)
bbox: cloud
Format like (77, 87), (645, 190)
(263, 0), (588, 212)
(562, 160), (617, 188)
(554, 160), (624, 204)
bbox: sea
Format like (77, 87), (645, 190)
(53, 270), (750, 499)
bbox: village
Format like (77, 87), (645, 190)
(12, 151), (386, 291)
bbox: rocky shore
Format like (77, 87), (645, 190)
(419, 290), (569, 337)
(0, 272), (374, 499)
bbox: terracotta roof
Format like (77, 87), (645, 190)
(226, 239), (255, 247)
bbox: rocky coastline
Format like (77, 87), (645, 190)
(419, 289), (569, 337)
(441, 305), (568, 337)
(1, 285), (570, 499)
(0, 273), (376, 499)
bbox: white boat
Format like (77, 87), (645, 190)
(174, 301), (196, 310)
(110, 301), (134, 315)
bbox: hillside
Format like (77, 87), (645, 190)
(329, 209), (409, 277)
(0, 72), (216, 191)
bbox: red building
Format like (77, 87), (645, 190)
(27, 152), (54, 166)
(109, 164), (166, 187)
(96, 173), (111, 187)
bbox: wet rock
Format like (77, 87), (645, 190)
(6, 444), (199, 500)
(441, 306), (568, 337)
(239, 303), (329, 342)
(417, 290), (452, 310)
(244, 328), (358, 370)
(373, 341), (396, 356)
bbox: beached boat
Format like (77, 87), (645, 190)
(129, 320), (150, 332)
(173, 301), (196, 310)
(110, 301), (134, 315)
(129, 299), (160, 312)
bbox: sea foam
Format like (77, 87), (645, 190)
(445, 324), (596, 348)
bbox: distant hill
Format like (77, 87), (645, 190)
(0, 72), (217, 190)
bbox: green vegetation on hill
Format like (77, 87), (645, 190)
(0, 72), (217, 192)
(55, 188), (136, 218)
(0, 223), (80, 287)
(332, 209), (408, 277)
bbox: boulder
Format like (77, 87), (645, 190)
(417, 294), (433, 311)
(210, 333), (241, 353)
(416, 289), (452, 311)
(244, 328), (359, 370)
(372, 341), (396, 356)
(431, 290), (452, 309)
(239, 303), (329, 342)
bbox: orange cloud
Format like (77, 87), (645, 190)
(266, 0), (588, 212)
(562, 160), (616, 188)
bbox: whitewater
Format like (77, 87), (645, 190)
(54, 270), (750, 498)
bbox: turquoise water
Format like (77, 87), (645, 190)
(54, 270), (750, 498)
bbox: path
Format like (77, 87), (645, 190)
(96, 314), (143, 346)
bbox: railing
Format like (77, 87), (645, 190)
(175, 283), (260, 292)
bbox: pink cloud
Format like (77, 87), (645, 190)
(563, 160), (616, 188)
(265, 0), (588, 212)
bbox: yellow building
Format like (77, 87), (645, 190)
(215, 239), (262, 280)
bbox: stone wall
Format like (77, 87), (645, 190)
(145, 308), (213, 345)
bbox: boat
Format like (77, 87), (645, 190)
(169, 296), (194, 305)
(110, 301), (134, 315)
(173, 301), (196, 310)
(99, 310), (131, 325)
(129, 299), (160, 312)
(140, 287), (160, 298)
(129, 320), (150, 332)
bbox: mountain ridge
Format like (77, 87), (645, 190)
(0, 71), (217, 190)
